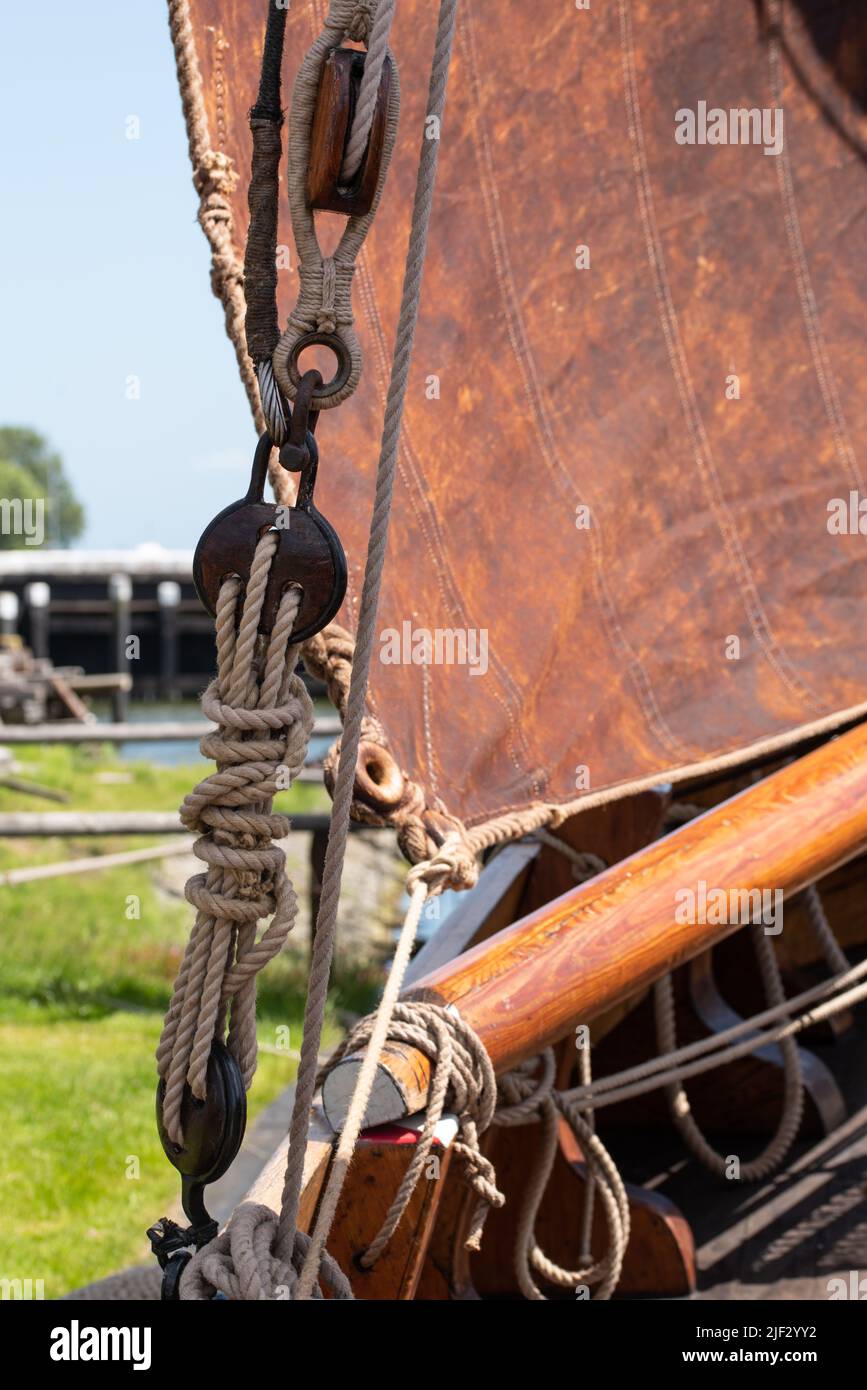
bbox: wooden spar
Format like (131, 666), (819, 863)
(322, 721), (867, 1130)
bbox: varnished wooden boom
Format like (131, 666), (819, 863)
(322, 723), (867, 1129)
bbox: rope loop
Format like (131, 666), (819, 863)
(271, 0), (401, 409)
(406, 830), (481, 896)
(316, 1000), (504, 1267)
(180, 1203), (354, 1301)
(486, 1049), (631, 1300)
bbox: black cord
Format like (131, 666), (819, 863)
(251, 0), (288, 122)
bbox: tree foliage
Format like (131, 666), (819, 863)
(0, 428), (85, 548)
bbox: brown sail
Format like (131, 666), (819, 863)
(178, 0), (867, 833)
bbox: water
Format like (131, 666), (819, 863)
(90, 700), (335, 766)
(113, 701), (204, 766)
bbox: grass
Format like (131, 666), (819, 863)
(0, 743), (376, 1295)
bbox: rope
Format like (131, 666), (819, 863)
(564, 952), (867, 1112)
(320, 995), (502, 1267)
(531, 828), (606, 882)
(340, 0), (397, 183)
(655, 927), (804, 1181)
(180, 1203), (353, 1301)
(270, 0), (460, 1300)
(156, 533), (313, 1142)
(493, 1052), (630, 1301)
(272, 0), (402, 408)
(243, 2), (289, 443)
(175, 0), (459, 1301)
(166, 2), (859, 1298)
(803, 882), (849, 974)
(167, 0), (292, 506)
(652, 881), (848, 1182)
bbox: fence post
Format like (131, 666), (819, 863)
(157, 581), (181, 701)
(0, 590), (20, 638)
(108, 573), (132, 721)
(25, 581), (51, 660)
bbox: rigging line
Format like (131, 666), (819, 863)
(341, 0), (397, 182)
(568, 951), (867, 1102)
(278, 0), (462, 1296)
(565, 962), (867, 1113)
(245, 0), (289, 396)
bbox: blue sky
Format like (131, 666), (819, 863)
(0, 2), (255, 548)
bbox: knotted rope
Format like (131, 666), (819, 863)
(314, 1017), (629, 1300)
(321, 1000), (502, 1265)
(157, 532), (313, 1142)
(294, 834), (618, 1299)
(179, 1204), (352, 1302)
(168, 0), (264, 439)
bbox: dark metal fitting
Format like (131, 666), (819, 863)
(279, 368), (323, 471)
(192, 433), (347, 642)
(285, 330), (352, 401)
(148, 1043), (247, 1296)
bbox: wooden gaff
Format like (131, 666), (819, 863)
(323, 721), (867, 1129)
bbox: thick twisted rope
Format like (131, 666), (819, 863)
(157, 533), (313, 1143)
(340, 0), (397, 182)
(320, 996), (503, 1268)
(180, 1203), (352, 1302)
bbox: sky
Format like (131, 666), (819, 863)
(0, 2), (255, 549)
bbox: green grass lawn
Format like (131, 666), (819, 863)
(0, 743), (365, 1296)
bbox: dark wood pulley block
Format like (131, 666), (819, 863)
(307, 46), (393, 216)
(193, 433), (347, 643)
